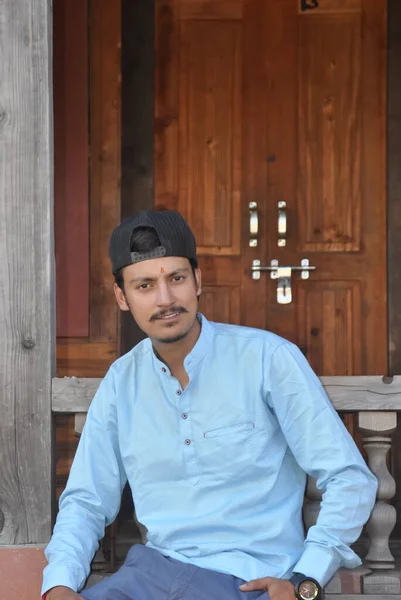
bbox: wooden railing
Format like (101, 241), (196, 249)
(52, 375), (401, 598)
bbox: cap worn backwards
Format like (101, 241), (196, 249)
(109, 210), (197, 273)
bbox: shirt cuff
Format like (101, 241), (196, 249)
(292, 544), (347, 587)
(41, 563), (85, 597)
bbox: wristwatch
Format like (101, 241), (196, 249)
(289, 572), (322, 600)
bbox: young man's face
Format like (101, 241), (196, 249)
(114, 256), (201, 344)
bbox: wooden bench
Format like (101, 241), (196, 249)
(52, 375), (401, 598)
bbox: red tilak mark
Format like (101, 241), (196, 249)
(160, 267), (165, 273)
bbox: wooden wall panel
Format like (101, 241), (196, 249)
(56, 341), (117, 378)
(55, 415), (78, 501)
(89, 0), (121, 343)
(53, 0), (121, 498)
(179, 20), (241, 254)
(298, 10), (361, 252)
(298, 281), (362, 375)
(54, 0), (89, 338)
(179, 0), (242, 20)
(298, 0), (361, 14)
(199, 286), (241, 324)
(155, 0), (179, 210)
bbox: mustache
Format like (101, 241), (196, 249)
(150, 307), (188, 321)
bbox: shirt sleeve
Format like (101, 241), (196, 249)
(41, 369), (127, 596)
(266, 342), (378, 587)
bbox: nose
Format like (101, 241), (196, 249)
(156, 281), (175, 307)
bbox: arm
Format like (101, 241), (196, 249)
(266, 342), (377, 586)
(41, 369), (127, 596)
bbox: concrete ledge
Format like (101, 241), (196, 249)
(0, 546), (47, 599)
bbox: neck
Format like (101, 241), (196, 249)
(152, 316), (201, 371)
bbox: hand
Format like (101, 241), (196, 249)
(240, 577), (296, 600)
(47, 586), (81, 599)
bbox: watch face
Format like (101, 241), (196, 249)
(299, 580), (319, 600)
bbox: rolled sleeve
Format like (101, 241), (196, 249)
(267, 342), (378, 586)
(41, 369), (127, 596)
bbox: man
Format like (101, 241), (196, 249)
(42, 210), (377, 600)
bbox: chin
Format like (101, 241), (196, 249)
(153, 318), (194, 344)
(156, 332), (189, 344)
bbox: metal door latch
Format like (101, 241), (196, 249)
(251, 259), (316, 304)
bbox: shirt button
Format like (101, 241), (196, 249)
(176, 390), (182, 396)
(182, 413), (188, 419)
(185, 439), (191, 445)
(161, 367), (166, 373)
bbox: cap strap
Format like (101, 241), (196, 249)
(130, 246), (166, 263)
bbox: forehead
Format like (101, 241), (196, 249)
(123, 256), (190, 279)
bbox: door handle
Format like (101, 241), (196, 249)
(278, 201), (287, 247)
(249, 202), (258, 247)
(251, 258), (316, 304)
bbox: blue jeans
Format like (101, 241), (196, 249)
(80, 545), (269, 600)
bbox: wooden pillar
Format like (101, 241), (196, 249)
(0, 0), (54, 545)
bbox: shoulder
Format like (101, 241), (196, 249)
(89, 338), (152, 410)
(109, 337), (152, 376)
(209, 320), (289, 354)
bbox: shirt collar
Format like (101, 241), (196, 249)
(184, 313), (213, 370)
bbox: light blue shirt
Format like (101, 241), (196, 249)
(42, 315), (377, 595)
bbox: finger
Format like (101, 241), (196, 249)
(239, 577), (272, 591)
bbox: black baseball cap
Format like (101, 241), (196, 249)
(109, 210), (197, 274)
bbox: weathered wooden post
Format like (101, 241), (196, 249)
(0, 0), (54, 586)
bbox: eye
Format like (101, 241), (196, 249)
(172, 275), (185, 282)
(138, 283), (151, 290)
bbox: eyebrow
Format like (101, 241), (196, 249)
(129, 267), (190, 285)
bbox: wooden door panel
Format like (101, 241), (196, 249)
(297, 281), (362, 375)
(298, 11), (362, 253)
(178, 19), (242, 254)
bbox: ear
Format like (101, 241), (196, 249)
(113, 283), (131, 312)
(194, 267), (202, 297)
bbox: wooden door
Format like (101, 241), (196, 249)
(155, 0), (387, 378)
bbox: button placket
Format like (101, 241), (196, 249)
(178, 394), (199, 483)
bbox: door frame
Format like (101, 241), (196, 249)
(388, 0), (401, 377)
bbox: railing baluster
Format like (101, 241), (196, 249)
(358, 411), (400, 595)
